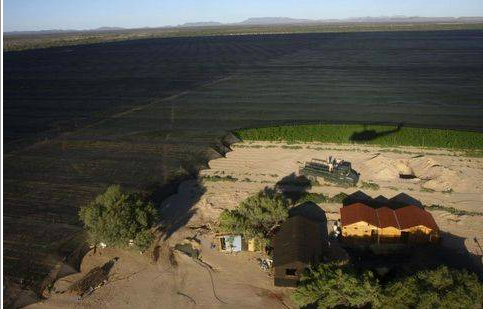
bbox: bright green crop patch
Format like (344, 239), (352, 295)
(234, 124), (483, 150)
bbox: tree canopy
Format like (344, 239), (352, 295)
(79, 185), (159, 251)
(291, 263), (483, 309)
(291, 262), (380, 309)
(218, 189), (289, 244)
(381, 265), (483, 309)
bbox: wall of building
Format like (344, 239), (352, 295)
(274, 261), (306, 287)
(342, 221), (378, 243)
(342, 221), (378, 237)
(379, 226), (402, 243)
(401, 225), (439, 244)
(342, 222), (439, 245)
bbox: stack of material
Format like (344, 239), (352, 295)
(67, 257), (117, 298)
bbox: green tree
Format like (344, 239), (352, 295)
(381, 266), (483, 309)
(291, 262), (483, 309)
(79, 185), (159, 251)
(291, 262), (381, 309)
(218, 189), (289, 244)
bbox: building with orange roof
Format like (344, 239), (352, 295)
(376, 207), (402, 243)
(395, 206), (439, 243)
(340, 203), (379, 242)
(340, 194), (440, 245)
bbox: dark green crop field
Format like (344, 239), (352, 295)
(235, 124), (483, 150)
(3, 29), (483, 297)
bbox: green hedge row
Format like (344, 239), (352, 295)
(234, 124), (483, 150)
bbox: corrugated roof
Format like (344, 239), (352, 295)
(340, 203), (379, 227)
(376, 207), (399, 228)
(341, 203), (438, 231)
(395, 205), (439, 231)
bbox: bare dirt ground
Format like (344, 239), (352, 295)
(28, 141), (483, 308)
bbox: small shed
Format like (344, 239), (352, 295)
(273, 216), (322, 287)
(215, 234), (245, 253)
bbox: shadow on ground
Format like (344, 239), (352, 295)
(155, 175), (207, 240)
(349, 124), (402, 142)
(342, 190), (423, 209)
(344, 231), (483, 280)
(275, 173), (311, 203)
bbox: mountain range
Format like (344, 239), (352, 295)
(5, 16), (483, 35)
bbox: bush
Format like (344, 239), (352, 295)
(298, 192), (348, 204)
(218, 189), (289, 245)
(328, 192), (349, 203)
(79, 185), (159, 251)
(360, 181), (380, 190)
(202, 175), (238, 182)
(298, 192), (328, 204)
(425, 204), (483, 217)
(291, 262), (381, 308)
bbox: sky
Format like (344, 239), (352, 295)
(3, 0), (483, 32)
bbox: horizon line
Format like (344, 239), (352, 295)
(4, 15), (483, 33)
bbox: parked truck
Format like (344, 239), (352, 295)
(299, 157), (359, 186)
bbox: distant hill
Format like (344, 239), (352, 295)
(237, 16), (483, 25)
(94, 26), (125, 31)
(5, 16), (483, 35)
(4, 26), (125, 36)
(340, 16), (483, 23)
(4, 29), (77, 35)
(237, 17), (314, 25)
(179, 21), (223, 27)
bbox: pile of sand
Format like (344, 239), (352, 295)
(362, 154), (413, 181)
(409, 157), (459, 192)
(362, 154), (459, 192)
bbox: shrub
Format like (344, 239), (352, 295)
(360, 181), (380, 190)
(298, 192), (328, 204)
(298, 192), (348, 204)
(425, 204), (483, 217)
(218, 189), (289, 245)
(202, 175), (238, 182)
(328, 192), (349, 203)
(281, 145), (303, 149)
(79, 185), (159, 251)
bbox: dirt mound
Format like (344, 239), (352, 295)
(362, 154), (459, 192)
(362, 154), (413, 181)
(409, 157), (459, 192)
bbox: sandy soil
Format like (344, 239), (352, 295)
(29, 141), (483, 308)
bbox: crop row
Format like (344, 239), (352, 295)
(234, 124), (483, 150)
